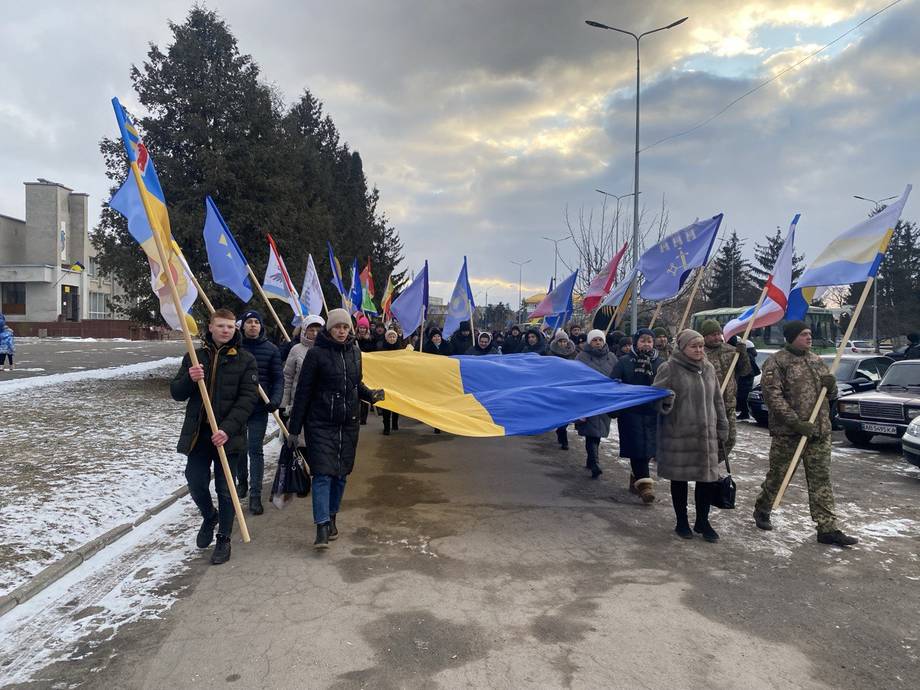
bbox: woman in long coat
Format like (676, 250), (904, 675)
(652, 329), (728, 542)
(611, 327), (661, 503)
(575, 329), (619, 478)
(547, 329), (577, 450)
(288, 309), (384, 549)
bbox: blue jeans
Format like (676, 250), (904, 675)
(243, 410), (269, 498)
(185, 435), (237, 537)
(312, 474), (347, 525)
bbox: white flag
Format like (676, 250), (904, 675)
(262, 236), (302, 317)
(300, 254), (324, 316)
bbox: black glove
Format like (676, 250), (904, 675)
(266, 401), (279, 413)
(371, 389), (385, 404)
(736, 342), (748, 356)
(285, 431), (299, 448)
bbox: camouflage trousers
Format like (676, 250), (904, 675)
(754, 435), (838, 533)
(724, 403), (737, 457)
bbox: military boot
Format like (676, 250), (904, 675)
(210, 535), (231, 565)
(817, 530), (859, 547)
(753, 509), (773, 531)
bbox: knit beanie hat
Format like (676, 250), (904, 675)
(552, 329), (570, 343)
(700, 319), (722, 337)
(356, 315), (370, 330)
(239, 310), (263, 327)
(783, 320), (809, 343)
(587, 329), (606, 344)
(325, 308), (352, 332)
(652, 326), (668, 338)
(677, 328), (704, 352)
(633, 327), (655, 347)
(385, 328), (399, 340)
(302, 314), (325, 329)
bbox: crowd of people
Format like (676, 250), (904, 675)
(170, 305), (866, 565)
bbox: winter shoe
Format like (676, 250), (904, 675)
(634, 477), (655, 504)
(560, 441), (569, 450)
(674, 516), (693, 540)
(314, 522), (331, 549)
(236, 480), (248, 500)
(693, 521), (720, 543)
(383, 428), (391, 436)
(753, 510), (773, 531)
(328, 514), (339, 541)
(392, 418), (399, 431)
(817, 530), (859, 547)
(196, 511), (218, 548)
(249, 497), (264, 515)
(590, 465), (603, 479)
(210, 535), (232, 565)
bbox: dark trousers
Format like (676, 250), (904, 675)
(239, 410), (268, 497)
(629, 457), (651, 480)
(555, 425), (568, 447)
(382, 410), (400, 432)
(585, 436), (601, 469)
(185, 434), (237, 537)
(737, 376), (754, 418)
(670, 480), (716, 526)
(360, 401), (369, 424)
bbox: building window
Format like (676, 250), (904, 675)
(1, 282), (26, 315)
(88, 256), (100, 277)
(89, 291), (111, 320)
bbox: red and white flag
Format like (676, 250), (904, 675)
(262, 234), (303, 317)
(723, 215), (799, 340)
(582, 242), (628, 313)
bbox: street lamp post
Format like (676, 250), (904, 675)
(542, 235), (570, 285)
(853, 194), (897, 353)
(596, 188), (637, 276)
(587, 15), (688, 333)
(510, 258), (532, 321)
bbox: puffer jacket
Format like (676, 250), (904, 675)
(574, 344), (619, 438)
(287, 329), (374, 477)
(422, 339), (452, 356)
(240, 326), (283, 410)
(0, 326), (14, 354)
(611, 348), (661, 459)
(281, 328), (317, 413)
(502, 332), (524, 354)
(170, 330), (260, 456)
(520, 328), (547, 355)
(652, 351), (728, 482)
(762, 346), (835, 439)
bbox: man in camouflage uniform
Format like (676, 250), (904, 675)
(700, 319), (751, 459)
(752, 321), (858, 547)
(653, 327), (672, 362)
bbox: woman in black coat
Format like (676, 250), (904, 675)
(465, 331), (499, 355)
(611, 328), (662, 503)
(520, 328), (546, 355)
(377, 329), (404, 434)
(288, 309), (383, 549)
(422, 328), (452, 356)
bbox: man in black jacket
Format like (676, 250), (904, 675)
(238, 310), (283, 515)
(171, 308), (259, 564)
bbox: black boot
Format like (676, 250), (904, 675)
(383, 421), (390, 436)
(210, 534), (231, 565)
(817, 529), (859, 547)
(590, 465), (602, 479)
(196, 511), (218, 548)
(328, 514), (339, 541)
(392, 415), (399, 431)
(671, 482), (692, 539)
(236, 479), (248, 500)
(675, 514), (693, 539)
(693, 483), (719, 542)
(753, 509), (773, 531)
(693, 519), (720, 542)
(249, 496), (264, 515)
(314, 522), (330, 549)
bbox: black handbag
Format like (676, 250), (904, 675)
(270, 444), (311, 508)
(711, 454), (737, 510)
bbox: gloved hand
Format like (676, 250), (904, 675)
(371, 389), (385, 404)
(792, 420), (816, 438)
(736, 341), (748, 356)
(820, 374), (837, 390)
(285, 431), (299, 449)
(266, 401), (279, 413)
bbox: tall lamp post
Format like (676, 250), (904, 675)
(510, 258), (532, 322)
(542, 235), (570, 285)
(586, 15), (688, 333)
(596, 188), (637, 274)
(854, 193), (897, 352)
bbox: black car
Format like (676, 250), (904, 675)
(837, 360), (920, 446)
(747, 354), (894, 428)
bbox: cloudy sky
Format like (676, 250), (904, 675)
(1, 0), (917, 305)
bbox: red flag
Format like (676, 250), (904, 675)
(582, 242), (628, 313)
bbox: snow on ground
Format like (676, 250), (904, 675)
(0, 362), (186, 596)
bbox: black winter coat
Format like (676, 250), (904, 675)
(611, 348), (661, 459)
(241, 331), (283, 410)
(502, 334), (524, 354)
(520, 329), (547, 355)
(288, 330), (374, 477)
(450, 332), (474, 355)
(422, 339), (452, 356)
(465, 343), (498, 356)
(170, 331), (260, 456)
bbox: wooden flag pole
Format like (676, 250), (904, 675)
(648, 303), (663, 329)
(676, 267), (706, 333)
(247, 265), (291, 343)
(719, 286), (768, 395)
(772, 277), (875, 509)
(126, 164), (250, 542)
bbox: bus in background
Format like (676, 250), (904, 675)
(690, 306), (838, 352)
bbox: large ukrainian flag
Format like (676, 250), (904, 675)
(363, 351), (669, 437)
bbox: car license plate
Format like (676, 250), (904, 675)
(861, 422), (897, 434)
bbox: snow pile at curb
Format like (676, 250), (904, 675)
(0, 357), (182, 393)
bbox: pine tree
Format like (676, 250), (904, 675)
(751, 225), (805, 285)
(704, 230), (758, 309)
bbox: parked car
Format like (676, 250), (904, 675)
(888, 344), (910, 361)
(747, 354), (894, 428)
(835, 339), (876, 353)
(902, 417), (920, 467)
(751, 348), (778, 388)
(836, 360), (920, 446)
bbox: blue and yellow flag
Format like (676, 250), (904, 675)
(363, 350), (669, 437)
(202, 196), (253, 302)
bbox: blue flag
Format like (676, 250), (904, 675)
(347, 258), (362, 314)
(327, 242), (347, 304)
(442, 257), (475, 339)
(638, 214), (722, 301)
(532, 270), (577, 319)
(202, 196), (252, 302)
(390, 261), (429, 335)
